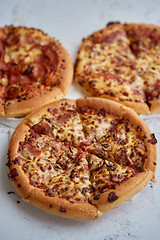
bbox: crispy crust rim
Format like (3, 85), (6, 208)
(7, 97), (157, 220)
(0, 26), (73, 118)
(75, 79), (150, 115)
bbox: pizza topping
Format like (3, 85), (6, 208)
(148, 133), (157, 144)
(31, 120), (53, 138)
(24, 65), (32, 75)
(49, 204), (53, 208)
(5, 85), (20, 100)
(23, 143), (41, 157)
(8, 168), (18, 180)
(108, 191), (118, 203)
(45, 189), (55, 197)
(93, 194), (100, 200)
(82, 137), (93, 146)
(56, 114), (72, 123)
(12, 157), (21, 165)
(60, 206), (67, 213)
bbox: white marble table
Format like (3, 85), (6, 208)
(0, 0), (160, 239)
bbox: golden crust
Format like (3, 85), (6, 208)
(124, 22), (160, 32)
(24, 189), (99, 220)
(75, 80), (150, 115)
(8, 123), (31, 199)
(7, 98), (157, 220)
(24, 98), (77, 126)
(149, 99), (160, 114)
(0, 26), (73, 118)
(92, 170), (153, 214)
(4, 87), (64, 118)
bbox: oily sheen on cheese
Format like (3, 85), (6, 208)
(7, 98), (157, 220)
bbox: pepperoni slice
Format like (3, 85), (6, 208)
(31, 120), (54, 137)
(32, 62), (46, 79)
(8, 70), (20, 85)
(6, 32), (20, 46)
(5, 85), (20, 100)
(56, 114), (72, 123)
(25, 143), (41, 157)
(83, 137), (93, 146)
(20, 76), (33, 86)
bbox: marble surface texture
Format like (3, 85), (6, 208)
(0, 0), (160, 240)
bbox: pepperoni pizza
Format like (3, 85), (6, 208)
(0, 26), (73, 117)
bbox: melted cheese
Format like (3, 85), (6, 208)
(15, 103), (149, 203)
(75, 23), (160, 104)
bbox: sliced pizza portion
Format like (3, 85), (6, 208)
(88, 117), (148, 172)
(89, 153), (153, 214)
(24, 99), (85, 147)
(45, 152), (92, 203)
(78, 104), (114, 142)
(76, 73), (147, 113)
(88, 154), (136, 198)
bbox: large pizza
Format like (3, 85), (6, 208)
(0, 26), (73, 117)
(74, 22), (160, 114)
(7, 98), (157, 220)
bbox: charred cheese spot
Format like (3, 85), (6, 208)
(60, 206), (67, 212)
(8, 168), (18, 180)
(108, 191), (118, 203)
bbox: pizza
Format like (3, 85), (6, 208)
(74, 22), (160, 114)
(0, 25), (73, 117)
(7, 97), (157, 220)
